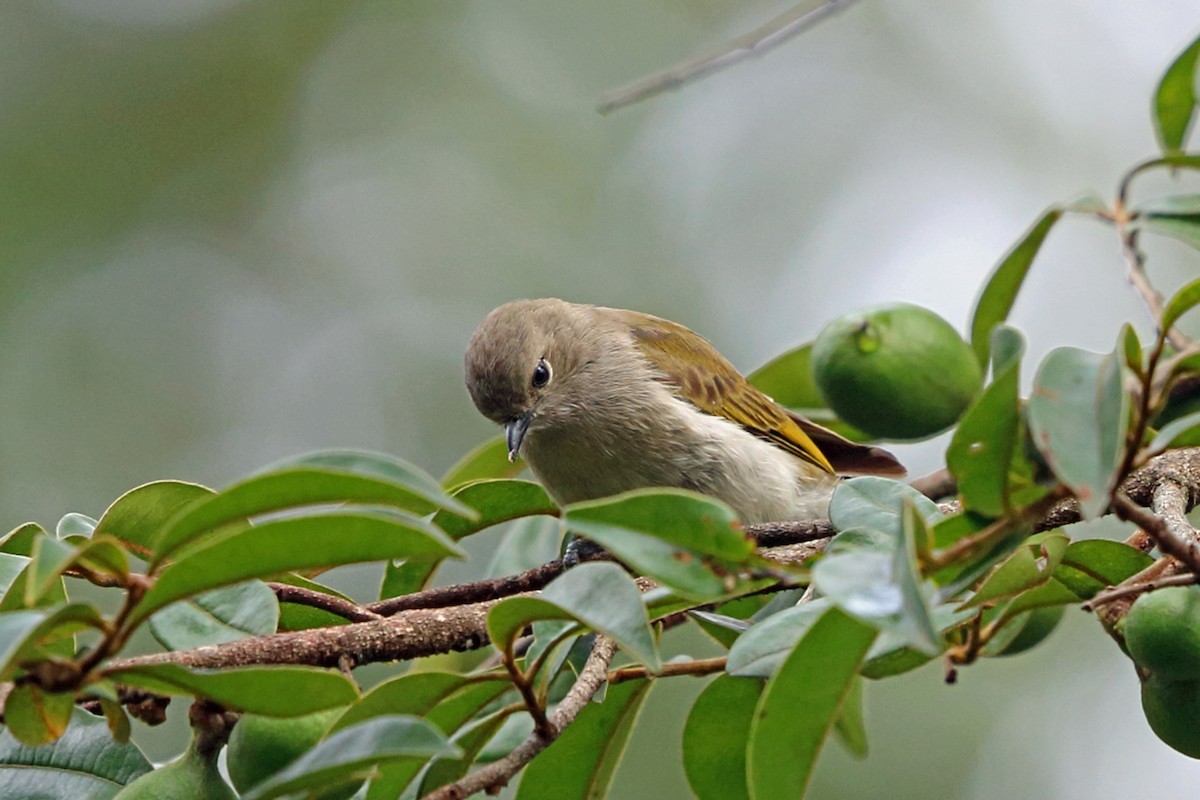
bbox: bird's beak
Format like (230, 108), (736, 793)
(505, 411), (533, 462)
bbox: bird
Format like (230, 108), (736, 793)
(464, 298), (904, 523)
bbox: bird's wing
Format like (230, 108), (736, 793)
(618, 310), (835, 474)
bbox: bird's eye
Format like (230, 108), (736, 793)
(531, 358), (552, 388)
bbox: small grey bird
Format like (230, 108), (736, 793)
(464, 299), (903, 523)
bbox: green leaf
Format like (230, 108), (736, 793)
(242, 716), (460, 800)
(487, 562), (660, 671)
(832, 676), (868, 758)
(748, 342), (825, 409)
(27, 535), (130, 607)
(1027, 346), (1129, 518)
(330, 672), (469, 733)
(0, 604), (107, 681)
(565, 489), (754, 601)
(683, 674), (762, 800)
(1121, 323), (1144, 374)
(103, 663), (359, 716)
(516, 679), (652, 800)
(1154, 34), (1200, 154)
(828, 477), (943, 537)
(441, 436), (525, 489)
(357, 677), (511, 799)
(894, 502), (940, 654)
(1140, 215), (1200, 251)
(0, 553), (28, 598)
(92, 480), (214, 557)
(970, 208), (1063, 367)
(4, 683), (76, 746)
(958, 533), (1069, 609)
(0, 707), (152, 796)
(1162, 276), (1200, 332)
(1053, 539), (1155, 599)
(131, 512), (462, 625)
(154, 454), (474, 564)
(947, 326), (1028, 517)
(726, 599), (832, 678)
(56, 514), (97, 538)
(1137, 194), (1200, 216)
(746, 607), (876, 800)
(381, 479), (557, 599)
(989, 578), (1080, 631)
(417, 707), (515, 796)
(0, 522), (46, 557)
(148, 580), (279, 650)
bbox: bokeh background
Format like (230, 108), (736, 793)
(4, 1), (1200, 797)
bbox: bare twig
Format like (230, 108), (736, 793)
(268, 582), (382, 622)
(609, 655), (726, 685)
(597, 0), (859, 114)
(422, 636), (619, 800)
(910, 468), (957, 500)
(369, 561), (567, 615)
(1113, 482), (1200, 574)
(1084, 571), (1198, 610)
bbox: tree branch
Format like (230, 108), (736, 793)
(422, 635), (619, 800)
(596, 0), (859, 114)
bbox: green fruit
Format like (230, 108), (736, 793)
(1141, 674), (1200, 758)
(113, 736), (235, 800)
(226, 709), (342, 793)
(1125, 586), (1200, 680)
(812, 303), (982, 440)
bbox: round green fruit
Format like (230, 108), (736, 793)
(812, 303), (982, 441)
(1125, 586), (1200, 680)
(113, 736), (235, 800)
(1141, 674), (1200, 758)
(226, 709), (342, 793)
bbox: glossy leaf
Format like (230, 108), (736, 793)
(746, 606), (876, 800)
(833, 676), (868, 758)
(154, 453), (473, 564)
(1140, 215), (1200, 251)
(727, 599), (832, 678)
(1149, 409), (1200, 454)
(381, 479), (557, 599)
(565, 489), (754, 600)
(0, 707), (152, 797)
(1154, 33), (1200, 154)
(92, 480), (214, 557)
(959, 533), (1069, 610)
(828, 477), (943, 538)
(441, 435), (525, 489)
(0, 522), (46, 557)
(4, 683), (75, 746)
(131, 512), (462, 624)
(1162, 276), (1200, 333)
(894, 502), (940, 654)
(1121, 323), (1144, 374)
(990, 577), (1080, 631)
(683, 674), (762, 800)
(104, 663), (359, 716)
(27, 535), (129, 607)
(55, 514), (96, 538)
(417, 707), (516, 796)
(947, 326), (1027, 517)
(1027, 346), (1128, 519)
(0, 604), (107, 681)
(516, 679), (651, 800)
(1053, 539), (1155, 599)
(362, 678), (511, 799)
(487, 562), (660, 671)
(242, 715), (459, 800)
(0, 553), (28, 598)
(970, 208), (1063, 367)
(748, 342), (825, 408)
(149, 580), (279, 650)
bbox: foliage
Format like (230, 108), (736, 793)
(2, 22), (1200, 800)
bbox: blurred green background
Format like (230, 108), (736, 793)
(4, 1), (1200, 797)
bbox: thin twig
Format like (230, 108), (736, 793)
(609, 656), (727, 685)
(597, 0), (859, 114)
(1113, 483), (1200, 574)
(422, 636), (619, 800)
(268, 582), (382, 622)
(1084, 571), (1198, 610)
(369, 560), (567, 615)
